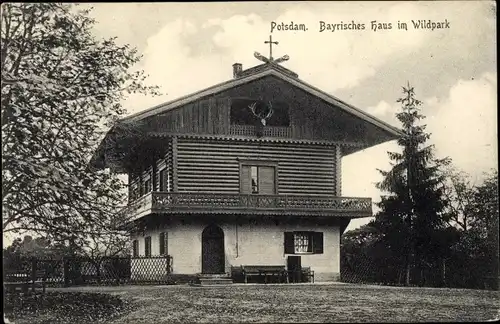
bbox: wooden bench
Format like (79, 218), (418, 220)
(240, 265), (288, 284)
(4, 270), (47, 295)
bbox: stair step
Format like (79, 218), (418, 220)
(198, 273), (230, 278)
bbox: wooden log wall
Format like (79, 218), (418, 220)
(176, 137), (339, 196)
(144, 97), (230, 135)
(129, 137), (173, 195)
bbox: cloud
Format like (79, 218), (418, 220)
(120, 2), (454, 115)
(365, 100), (401, 126)
(343, 72), (497, 231)
(426, 72), (497, 181)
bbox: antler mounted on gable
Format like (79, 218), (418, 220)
(248, 101), (274, 126)
(262, 101), (273, 126)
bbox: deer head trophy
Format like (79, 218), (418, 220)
(248, 101), (274, 126)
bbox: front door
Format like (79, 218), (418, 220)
(201, 224), (225, 274)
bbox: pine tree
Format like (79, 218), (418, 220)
(374, 83), (451, 286)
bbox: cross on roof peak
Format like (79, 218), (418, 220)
(254, 35), (289, 65)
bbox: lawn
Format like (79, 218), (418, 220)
(6, 284), (500, 323)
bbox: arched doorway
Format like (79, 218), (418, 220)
(201, 224), (225, 274)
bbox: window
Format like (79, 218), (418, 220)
(159, 168), (170, 192)
(284, 232), (323, 254)
(159, 232), (168, 255)
(295, 233), (312, 253)
(143, 172), (152, 194)
(144, 236), (152, 257)
(132, 240), (139, 257)
(138, 180), (144, 197)
(241, 164), (276, 195)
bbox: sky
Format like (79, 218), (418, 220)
(82, 1), (497, 232)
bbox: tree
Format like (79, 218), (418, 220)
(374, 83), (451, 286)
(442, 170), (499, 289)
(1, 3), (159, 245)
(441, 167), (476, 232)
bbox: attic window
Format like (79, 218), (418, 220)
(230, 98), (290, 127)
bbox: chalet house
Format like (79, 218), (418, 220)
(91, 48), (401, 283)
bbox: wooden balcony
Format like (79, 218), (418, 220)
(122, 192), (372, 223)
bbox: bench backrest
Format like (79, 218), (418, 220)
(242, 265), (285, 272)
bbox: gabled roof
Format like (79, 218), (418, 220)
(122, 63), (403, 137)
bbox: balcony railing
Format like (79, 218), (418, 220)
(229, 125), (291, 137)
(121, 192), (372, 222)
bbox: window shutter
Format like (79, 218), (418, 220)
(240, 166), (251, 194)
(159, 169), (164, 192)
(258, 166), (275, 195)
(313, 232), (324, 254)
(159, 232), (165, 255)
(284, 232), (295, 254)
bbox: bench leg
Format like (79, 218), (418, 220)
(244, 275), (248, 284)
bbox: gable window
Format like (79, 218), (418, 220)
(284, 232), (323, 254)
(132, 239), (139, 257)
(159, 232), (168, 255)
(241, 164), (276, 195)
(144, 236), (152, 257)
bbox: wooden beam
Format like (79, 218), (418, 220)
(335, 145), (342, 196)
(152, 161), (158, 192)
(149, 131), (365, 148)
(172, 136), (178, 192)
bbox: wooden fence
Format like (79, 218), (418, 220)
(3, 255), (173, 287)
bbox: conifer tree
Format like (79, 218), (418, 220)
(375, 83), (451, 286)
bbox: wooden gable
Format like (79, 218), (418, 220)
(138, 74), (396, 147)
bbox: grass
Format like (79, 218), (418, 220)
(5, 284), (500, 323)
(4, 291), (133, 324)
